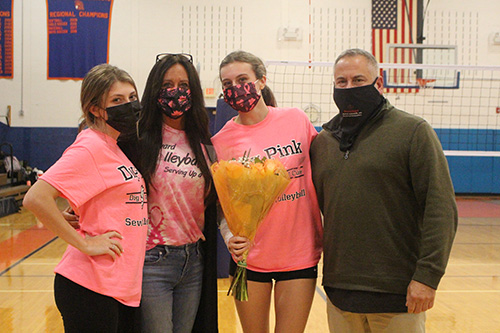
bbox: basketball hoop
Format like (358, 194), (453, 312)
(416, 78), (436, 89)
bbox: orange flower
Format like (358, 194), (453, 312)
(210, 155), (290, 301)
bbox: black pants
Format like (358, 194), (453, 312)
(54, 274), (140, 332)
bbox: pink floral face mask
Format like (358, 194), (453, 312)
(223, 81), (261, 113)
(157, 87), (192, 119)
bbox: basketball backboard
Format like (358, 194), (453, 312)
(382, 44), (460, 89)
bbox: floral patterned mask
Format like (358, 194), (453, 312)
(223, 81), (261, 113)
(157, 87), (192, 119)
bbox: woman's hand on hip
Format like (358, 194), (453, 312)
(82, 231), (124, 260)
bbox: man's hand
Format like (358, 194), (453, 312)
(406, 280), (436, 313)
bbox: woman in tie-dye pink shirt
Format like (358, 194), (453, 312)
(126, 54), (218, 333)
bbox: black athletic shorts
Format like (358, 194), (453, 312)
(229, 259), (317, 283)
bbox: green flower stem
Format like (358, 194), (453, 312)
(227, 260), (249, 301)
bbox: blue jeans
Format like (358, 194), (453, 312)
(140, 242), (203, 333)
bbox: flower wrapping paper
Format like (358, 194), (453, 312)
(211, 158), (290, 242)
(211, 156), (290, 300)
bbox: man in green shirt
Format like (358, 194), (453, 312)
(311, 48), (457, 332)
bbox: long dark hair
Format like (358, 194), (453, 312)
(138, 54), (215, 205)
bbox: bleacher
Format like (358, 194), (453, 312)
(0, 173), (29, 217)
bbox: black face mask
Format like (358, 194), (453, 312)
(332, 78), (384, 152)
(333, 78), (383, 128)
(105, 100), (141, 136)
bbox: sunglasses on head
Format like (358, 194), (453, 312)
(155, 53), (193, 63)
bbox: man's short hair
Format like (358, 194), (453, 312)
(334, 48), (379, 77)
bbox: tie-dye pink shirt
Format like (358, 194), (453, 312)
(146, 124), (205, 248)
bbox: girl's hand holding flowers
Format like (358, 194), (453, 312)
(227, 236), (251, 262)
(211, 151), (290, 301)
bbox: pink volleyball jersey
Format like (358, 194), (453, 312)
(212, 107), (323, 272)
(40, 129), (148, 306)
(145, 124), (205, 248)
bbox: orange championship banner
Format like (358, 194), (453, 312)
(46, 0), (113, 80)
(0, 0), (13, 78)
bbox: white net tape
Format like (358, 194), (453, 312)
(266, 61), (500, 156)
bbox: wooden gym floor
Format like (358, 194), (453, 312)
(1, 197), (499, 332)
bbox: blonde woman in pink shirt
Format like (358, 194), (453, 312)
(212, 50), (323, 333)
(23, 64), (148, 332)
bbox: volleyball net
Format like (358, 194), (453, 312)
(265, 61), (500, 157)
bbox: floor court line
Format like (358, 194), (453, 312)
(6, 270), (58, 278)
(316, 285), (327, 301)
(17, 261), (60, 264)
(437, 290), (500, 293)
(0, 290), (53, 293)
(448, 263), (500, 265)
(0, 233), (57, 276)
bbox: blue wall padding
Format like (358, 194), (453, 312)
(217, 231), (231, 278)
(0, 108), (217, 172)
(447, 156), (497, 193)
(435, 129), (499, 194)
(435, 128), (500, 151)
(2, 122), (499, 193)
(213, 99), (238, 134)
(0, 123), (78, 171)
(312, 125), (500, 194)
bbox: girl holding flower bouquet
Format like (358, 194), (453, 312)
(212, 50), (323, 333)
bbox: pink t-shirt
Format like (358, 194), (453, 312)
(145, 124), (205, 248)
(41, 129), (148, 306)
(212, 107), (323, 272)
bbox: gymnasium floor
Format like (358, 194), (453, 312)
(1, 197), (499, 332)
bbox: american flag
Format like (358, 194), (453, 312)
(372, 0), (418, 92)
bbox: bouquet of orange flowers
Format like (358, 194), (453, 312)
(211, 152), (290, 301)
